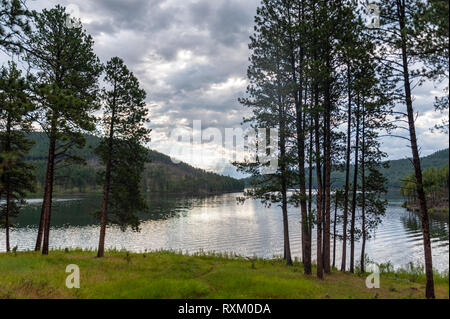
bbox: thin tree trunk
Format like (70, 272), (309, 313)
(323, 77), (332, 274)
(280, 105), (292, 266)
(360, 107), (366, 273)
(97, 156), (111, 258)
(314, 88), (323, 279)
(341, 66), (352, 272)
(42, 130), (56, 255)
(397, 0), (435, 299)
(35, 118), (57, 253)
(97, 91), (116, 258)
(35, 204), (45, 251)
(5, 182), (11, 252)
(286, 1), (310, 272)
(350, 96), (361, 273)
(4, 114), (11, 252)
(332, 192), (338, 269)
(308, 114), (313, 223)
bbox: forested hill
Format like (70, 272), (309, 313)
(241, 148), (449, 189)
(26, 132), (245, 195)
(382, 148), (449, 188)
(331, 148), (449, 188)
(329, 148), (449, 188)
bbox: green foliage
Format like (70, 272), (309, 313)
(0, 0), (30, 52)
(96, 57), (151, 231)
(23, 5), (103, 165)
(0, 62), (36, 229)
(301, 148), (450, 189)
(400, 164), (449, 211)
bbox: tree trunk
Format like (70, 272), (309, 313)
(332, 192), (338, 269)
(308, 114), (313, 230)
(42, 130), (56, 255)
(287, 1), (310, 273)
(397, 0), (435, 299)
(35, 117), (57, 253)
(323, 77), (332, 274)
(4, 114), (11, 252)
(5, 183), (11, 252)
(35, 204), (45, 251)
(350, 96), (360, 273)
(314, 89), (323, 279)
(280, 102), (292, 266)
(360, 108), (366, 273)
(97, 156), (111, 258)
(97, 96), (116, 258)
(341, 66), (352, 272)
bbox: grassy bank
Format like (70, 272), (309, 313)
(0, 250), (448, 299)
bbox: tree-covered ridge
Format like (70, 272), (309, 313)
(26, 132), (245, 195)
(330, 148), (450, 189)
(241, 148), (450, 189)
(382, 149), (449, 188)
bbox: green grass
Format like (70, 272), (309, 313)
(0, 249), (448, 299)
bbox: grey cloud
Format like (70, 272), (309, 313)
(16, 0), (448, 172)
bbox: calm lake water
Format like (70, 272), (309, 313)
(1, 192), (448, 272)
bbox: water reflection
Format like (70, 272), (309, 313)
(400, 212), (449, 243)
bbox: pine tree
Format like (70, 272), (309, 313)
(96, 57), (151, 258)
(234, 0), (295, 266)
(375, 0), (436, 298)
(0, 61), (35, 252)
(23, 5), (102, 255)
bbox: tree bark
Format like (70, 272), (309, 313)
(397, 0), (435, 299)
(41, 128), (56, 255)
(34, 204), (45, 251)
(97, 154), (111, 258)
(341, 66), (352, 272)
(5, 182), (11, 252)
(97, 88), (116, 258)
(314, 88), (323, 279)
(332, 192), (338, 269)
(360, 107), (366, 273)
(286, 1), (310, 273)
(4, 114), (11, 252)
(323, 75), (332, 274)
(350, 96), (360, 273)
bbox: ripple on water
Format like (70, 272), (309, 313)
(0, 193), (448, 271)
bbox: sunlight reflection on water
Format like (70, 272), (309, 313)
(0, 193), (448, 271)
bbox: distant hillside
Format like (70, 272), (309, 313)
(241, 148), (449, 189)
(26, 132), (245, 195)
(381, 148), (449, 188)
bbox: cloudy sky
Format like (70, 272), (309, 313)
(7, 0), (450, 176)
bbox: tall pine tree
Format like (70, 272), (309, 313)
(96, 57), (151, 258)
(0, 61), (35, 252)
(23, 5), (102, 255)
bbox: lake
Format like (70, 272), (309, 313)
(1, 192), (448, 272)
